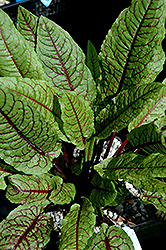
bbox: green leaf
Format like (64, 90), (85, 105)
(37, 16), (96, 104)
(128, 83), (166, 131)
(85, 223), (134, 250)
(87, 40), (100, 84)
(60, 91), (95, 149)
(0, 82), (61, 175)
(90, 173), (117, 207)
(6, 174), (55, 204)
(49, 176), (76, 205)
(109, 181), (127, 206)
(0, 202), (53, 249)
(140, 190), (166, 213)
(127, 123), (166, 154)
(99, 0), (165, 95)
(17, 6), (38, 49)
(59, 197), (96, 250)
(0, 9), (45, 79)
(95, 82), (163, 139)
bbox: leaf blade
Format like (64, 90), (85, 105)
(99, 0), (165, 95)
(0, 202), (53, 249)
(0, 9), (45, 79)
(37, 16), (96, 104)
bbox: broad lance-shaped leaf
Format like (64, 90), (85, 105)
(0, 202), (53, 249)
(59, 197), (96, 250)
(17, 6), (38, 49)
(99, 0), (165, 95)
(90, 173), (117, 207)
(127, 123), (166, 155)
(0, 9), (45, 80)
(6, 174), (55, 204)
(37, 15), (96, 104)
(0, 77), (68, 141)
(95, 82), (163, 139)
(60, 91), (95, 149)
(0, 84), (61, 175)
(129, 83), (166, 131)
(49, 176), (76, 205)
(94, 152), (166, 192)
(85, 223), (134, 250)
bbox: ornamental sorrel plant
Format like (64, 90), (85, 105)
(0, 0), (166, 249)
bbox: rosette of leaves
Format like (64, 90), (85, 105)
(0, 0), (166, 249)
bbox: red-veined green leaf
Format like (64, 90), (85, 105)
(37, 15), (96, 104)
(90, 173), (117, 207)
(85, 223), (134, 250)
(129, 83), (166, 131)
(95, 82), (163, 139)
(59, 197), (96, 250)
(140, 190), (166, 213)
(0, 202), (53, 249)
(0, 83), (61, 175)
(99, 0), (165, 95)
(127, 123), (166, 154)
(0, 162), (14, 190)
(17, 6), (38, 49)
(60, 91), (95, 149)
(6, 174), (55, 204)
(49, 176), (76, 205)
(0, 9), (45, 79)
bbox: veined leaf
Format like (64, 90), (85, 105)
(37, 15), (96, 104)
(60, 91), (95, 149)
(90, 173), (117, 207)
(99, 0), (165, 95)
(140, 190), (166, 213)
(127, 123), (166, 154)
(87, 40), (100, 84)
(85, 223), (134, 250)
(0, 84), (61, 175)
(95, 82), (163, 139)
(59, 197), (96, 250)
(0, 202), (53, 249)
(129, 83), (166, 131)
(6, 174), (55, 204)
(49, 176), (75, 205)
(17, 6), (38, 49)
(0, 9), (45, 79)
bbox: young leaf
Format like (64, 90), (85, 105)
(90, 173), (117, 207)
(85, 223), (134, 250)
(99, 0), (165, 95)
(0, 202), (53, 249)
(49, 176), (76, 205)
(127, 123), (166, 154)
(37, 15), (96, 104)
(0, 84), (61, 175)
(60, 91), (95, 149)
(59, 197), (96, 250)
(140, 190), (166, 213)
(87, 40), (100, 84)
(0, 9), (45, 79)
(95, 82), (163, 139)
(17, 6), (38, 49)
(6, 174), (55, 204)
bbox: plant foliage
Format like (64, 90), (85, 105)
(0, 0), (166, 249)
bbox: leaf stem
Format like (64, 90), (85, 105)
(52, 159), (66, 179)
(113, 139), (128, 157)
(103, 132), (116, 159)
